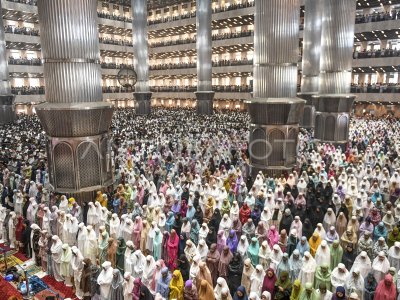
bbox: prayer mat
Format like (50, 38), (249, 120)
(0, 275), (23, 300)
(41, 275), (76, 299)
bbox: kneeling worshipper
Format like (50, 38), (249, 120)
(98, 261), (114, 300)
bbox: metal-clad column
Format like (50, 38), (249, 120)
(298, 0), (323, 129)
(132, 0), (152, 115)
(246, 0), (305, 176)
(314, 0), (356, 145)
(195, 0), (214, 115)
(35, 0), (114, 203)
(0, 0), (15, 124)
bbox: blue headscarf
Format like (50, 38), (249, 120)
(295, 236), (310, 256)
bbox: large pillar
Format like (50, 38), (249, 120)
(298, 0), (323, 129)
(35, 0), (114, 203)
(314, 0), (356, 145)
(0, 0), (15, 125)
(132, 0), (152, 115)
(195, 0), (214, 115)
(246, 0), (305, 176)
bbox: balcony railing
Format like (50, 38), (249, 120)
(353, 49), (400, 58)
(5, 26), (39, 36)
(8, 57), (41, 66)
(351, 84), (400, 93)
(355, 11), (400, 24)
(11, 86), (44, 95)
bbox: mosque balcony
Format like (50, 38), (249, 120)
(355, 19), (400, 34)
(150, 91), (251, 100)
(97, 16), (128, 30)
(14, 93), (44, 104)
(2, 0), (37, 15)
(103, 92), (132, 101)
(99, 43), (133, 54)
(353, 92), (400, 103)
(8, 63), (42, 73)
(149, 64), (253, 77)
(352, 56), (400, 68)
(5, 32), (40, 44)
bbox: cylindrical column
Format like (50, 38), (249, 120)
(0, 0), (15, 124)
(314, 0), (356, 145)
(253, 0), (299, 99)
(319, 0), (356, 94)
(247, 0), (305, 177)
(36, 0), (114, 202)
(298, 0), (324, 128)
(195, 0), (214, 115)
(132, 0), (152, 115)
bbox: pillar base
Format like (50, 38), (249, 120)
(246, 98), (305, 176)
(297, 93), (316, 129)
(36, 102), (114, 203)
(0, 95), (16, 124)
(134, 92), (152, 115)
(195, 91), (215, 115)
(313, 94), (355, 144)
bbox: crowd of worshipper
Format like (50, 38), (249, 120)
(0, 108), (400, 300)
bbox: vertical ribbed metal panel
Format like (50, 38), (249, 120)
(253, 0), (300, 99)
(196, 0), (212, 92)
(301, 0), (323, 93)
(0, 0), (11, 95)
(319, 0), (356, 94)
(37, 0), (102, 103)
(132, 0), (150, 92)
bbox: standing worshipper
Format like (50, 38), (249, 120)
(156, 267), (171, 299)
(98, 261), (114, 300)
(247, 237), (260, 266)
(206, 243), (220, 286)
(51, 235), (63, 282)
(219, 246), (233, 280)
(142, 255), (156, 287)
(198, 279), (215, 300)
(167, 229), (179, 269)
(60, 243), (73, 286)
(116, 237), (126, 273)
(298, 252), (316, 286)
(183, 280), (198, 300)
(364, 272), (377, 300)
(262, 268), (277, 297)
(274, 271), (292, 300)
(288, 250), (302, 281)
(110, 269), (124, 300)
(242, 258), (255, 294)
(139, 285), (154, 300)
(123, 272), (135, 300)
(169, 270), (184, 300)
(71, 246), (84, 300)
(228, 252), (244, 295)
(107, 238), (118, 268)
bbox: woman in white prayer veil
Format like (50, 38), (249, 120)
(344, 269), (364, 300)
(110, 214), (120, 239)
(100, 207), (108, 228)
(84, 225), (98, 264)
(315, 240), (331, 266)
(124, 241), (135, 274)
(123, 272), (135, 300)
(350, 251), (371, 279)
(371, 251), (390, 282)
(269, 244), (283, 271)
(230, 201), (240, 221)
(258, 241), (271, 271)
(322, 208), (337, 232)
(77, 223), (87, 255)
(214, 277), (230, 300)
(87, 202), (98, 227)
(298, 251), (317, 286)
(197, 239), (209, 261)
(250, 265), (265, 295)
(59, 195), (69, 213)
(297, 178), (307, 195)
(260, 207), (272, 227)
(14, 191), (23, 216)
(50, 235), (64, 282)
(142, 255), (156, 286)
(199, 223), (209, 241)
(98, 261), (114, 300)
(132, 249), (146, 279)
(219, 214), (232, 237)
(237, 235), (249, 259)
(332, 194), (342, 214)
(71, 246), (84, 299)
(314, 223), (326, 240)
(331, 263), (349, 292)
(189, 255), (201, 283)
(388, 241), (400, 271)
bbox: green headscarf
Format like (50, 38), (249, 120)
(330, 240), (343, 270)
(275, 271), (292, 300)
